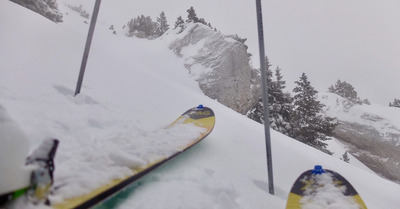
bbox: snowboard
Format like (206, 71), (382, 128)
(286, 165), (367, 209)
(0, 138), (59, 207)
(0, 104), (59, 207)
(53, 105), (215, 209)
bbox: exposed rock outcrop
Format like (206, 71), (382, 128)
(335, 121), (400, 183)
(169, 24), (261, 114)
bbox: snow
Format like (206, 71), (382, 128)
(0, 105), (31, 194)
(300, 173), (360, 209)
(1, 1), (400, 209)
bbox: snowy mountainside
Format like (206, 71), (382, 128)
(1, 1), (400, 208)
(320, 93), (400, 183)
(321, 93), (400, 145)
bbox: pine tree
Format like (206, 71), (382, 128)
(269, 67), (292, 133)
(362, 99), (371, 105)
(247, 57), (272, 124)
(292, 73), (323, 119)
(186, 6), (200, 23)
(247, 58), (292, 135)
(289, 73), (336, 154)
(126, 18), (135, 37)
(143, 15), (156, 36)
(328, 80), (362, 105)
(389, 98), (400, 108)
(185, 6), (210, 27)
(174, 16), (185, 33)
(198, 17), (207, 25)
(156, 11), (169, 36)
(66, 4), (89, 18)
(127, 15), (157, 38)
(341, 151), (350, 163)
(247, 100), (264, 124)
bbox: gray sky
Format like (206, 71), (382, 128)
(88, 0), (400, 105)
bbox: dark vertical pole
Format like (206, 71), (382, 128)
(255, 0), (274, 195)
(74, 0), (102, 96)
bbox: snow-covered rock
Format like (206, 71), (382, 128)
(10, 0), (63, 23)
(169, 23), (261, 114)
(320, 93), (400, 183)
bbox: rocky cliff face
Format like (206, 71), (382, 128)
(335, 121), (400, 183)
(320, 93), (400, 183)
(169, 24), (261, 114)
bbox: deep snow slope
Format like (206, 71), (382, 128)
(1, 1), (400, 209)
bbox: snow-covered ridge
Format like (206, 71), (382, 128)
(321, 93), (400, 145)
(320, 93), (400, 183)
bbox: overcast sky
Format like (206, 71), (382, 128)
(71, 0), (400, 105)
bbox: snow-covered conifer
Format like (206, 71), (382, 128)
(174, 16), (185, 33)
(389, 98), (400, 108)
(289, 73), (336, 154)
(341, 151), (350, 163)
(248, 58), (292, 135)
(328, 80), (363, 106)
(269, 67), (292, 133)
(186, 6), (199, 23)
(156, 11), (169, 36)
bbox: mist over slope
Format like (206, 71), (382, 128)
(1, 1), (400, 209)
